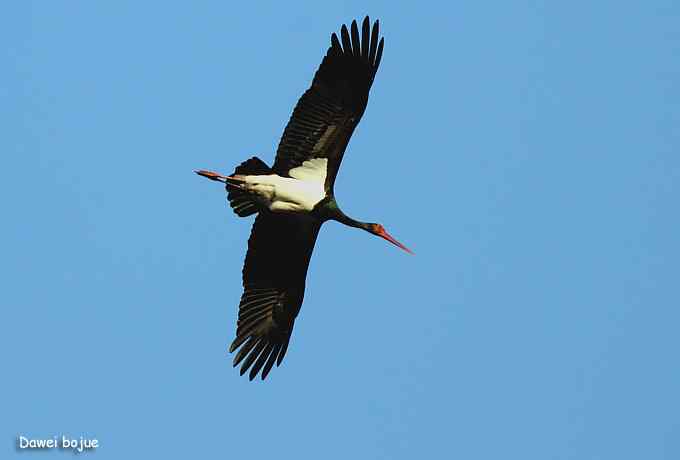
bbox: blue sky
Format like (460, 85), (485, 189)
(3, 1), (679, 459)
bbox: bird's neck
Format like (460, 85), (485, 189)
(324, 198), (371, 231)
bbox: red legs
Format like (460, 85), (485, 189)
(195, 170), (247, 190)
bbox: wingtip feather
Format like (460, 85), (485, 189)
(361, 17), (370, 58)
(261, 344), (280, 380)
(375, 37), (384, 69)
(350, 20), (360, 56)
(249, 343), (274, 380)
(239, 340), (267, 377)
(340, 24), (351, 53)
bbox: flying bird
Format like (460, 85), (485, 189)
(196, 16), (411, 380)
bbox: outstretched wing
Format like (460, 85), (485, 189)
(229, 212), (321, 380)
(272, 16), (384, 191)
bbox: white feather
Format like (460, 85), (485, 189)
(288, 158), (328, 184)
(240, 159), (328, 213)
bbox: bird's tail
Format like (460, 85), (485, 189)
(227, 157), (272, 217)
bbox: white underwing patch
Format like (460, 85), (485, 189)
(239, 158), (328, 213)
(288, 158), (328, 184)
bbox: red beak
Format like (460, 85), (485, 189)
(376, 228), (414, 255)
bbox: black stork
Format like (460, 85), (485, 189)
(196, 16), (411, 380)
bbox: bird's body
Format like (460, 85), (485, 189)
(196, 17), (411, 381)
(231, 158), (328, 213)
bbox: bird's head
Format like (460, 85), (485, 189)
(367, 223), (413, 255)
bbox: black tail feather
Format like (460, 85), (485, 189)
(227, 157), (271, 217)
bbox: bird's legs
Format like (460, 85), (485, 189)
(195, 170), (247, 190)
(195, 170), (228, 182)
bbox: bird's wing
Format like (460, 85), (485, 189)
(272, 16), (384, 191)
(229, 212), (321, 380)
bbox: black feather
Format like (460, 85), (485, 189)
(350, 20), (360, 57)
(226, 157), (272, 217)
(237, 309), (273, 334)
(238, 295), (277, 312)
(276, 334), (291, 366)
(232, 337), (258, 366)
(340, 24), (351, 53)
(261, 344), (281, 380)
(369, 20), (380, 64)
(361, 17), (370, 59)
(375, 38), (384, 71)
(250, 343), (275, 380)
(240, 340), (268, 377)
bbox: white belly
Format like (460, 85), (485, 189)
(241, 159), (328, 213)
